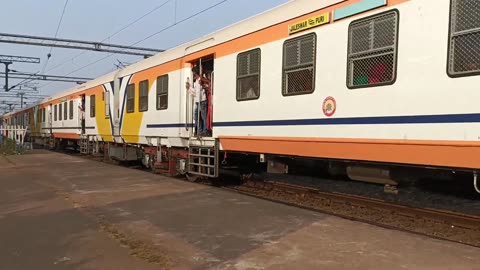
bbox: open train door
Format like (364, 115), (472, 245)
(48, 104), (53, 134)
(186, 55), (214, 138)
(186, 54), (219, 179)
(79, 94), (86, 135)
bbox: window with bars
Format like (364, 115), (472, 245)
(156, 75), (168, 110)
(282, 33), (316, 96)
(90, 95), (96, 118)
(139, 80), (149, 112)
(347, 10), (399, 88)
(64, 102), (68, 120)
(104, 91), (110, 117)
(126, 84), (135, 113)
(448, 0), (480, 77)
(59, 103), (63, 121)
(237, 49), (261, 101)
(69, 100), (74, 120)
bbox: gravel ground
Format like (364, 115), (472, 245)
(258, 172), (480, 216)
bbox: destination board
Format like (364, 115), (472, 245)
(289, 13), (330, 35)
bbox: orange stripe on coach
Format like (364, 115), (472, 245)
(219, 136), (480, 169)
(52, 133), (80, 140)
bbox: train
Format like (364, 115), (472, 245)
(2, 0), (480, 193)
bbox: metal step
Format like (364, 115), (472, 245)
(80, 135), (90, 154)
(48, 136), (55, 149)
(188, 138), (218, 178)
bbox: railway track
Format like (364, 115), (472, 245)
(225, 180), (480, 248)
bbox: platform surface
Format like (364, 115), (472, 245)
(0, 150), (479, 270)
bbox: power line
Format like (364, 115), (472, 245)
(106, 0), (172, 42)
(42, 0), (70, 73)
(39, 0), (229, 90)
(45, 0), (172, 74)
(11, 0), (70, 92)
(64, 0), (230, 76)
(53, 0), (69, 39)
(132, 0), (229, 46)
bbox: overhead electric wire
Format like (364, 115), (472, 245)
(45, 0), (171, 74)
(106, 0), (172, 42)
(11, 0), (71, 93)
(39, 0), (229, 90)
(43, 0), (229, 83)
(132, 0), (228, 46)
(66, 0), (230, 75)
(42, 0), (70, 73)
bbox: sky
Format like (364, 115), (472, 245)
(0, 0), (289, 112)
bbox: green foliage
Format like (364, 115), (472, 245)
(0, 137), (19, 156)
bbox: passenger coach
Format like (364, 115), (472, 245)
(2, 0), (480, 193)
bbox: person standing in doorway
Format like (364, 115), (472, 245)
(186, 67), (204, 135)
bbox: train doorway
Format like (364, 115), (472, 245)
(80, 94), (86, 134)
(188, 55), (214, 137)
(48, 104), (53, 134)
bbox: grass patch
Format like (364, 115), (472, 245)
(0, 137), (20, 156)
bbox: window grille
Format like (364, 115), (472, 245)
(90, 95), (96, 118)
(282, 33), (316, 95)
(69, 100), (74, 120)
(347, 10), (399, 88)
(126, 84), (135, 113)
(237, 49), (261, 100)
(64, 102), (67, 120)
(156, 75), (168, 110)
(59, 103), (63, 121)
(448, 0), (480, 76)
(105, 91), (110, 117)
(139, 80), (149, 112)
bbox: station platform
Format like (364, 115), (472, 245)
(0, 151), (479, 270)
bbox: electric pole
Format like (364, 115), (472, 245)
(0, 55), (40, 92)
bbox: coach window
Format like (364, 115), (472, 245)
(237, 49), (261, 101)
(347, 10), (399, 88)
(448, 0), (480, 77)
(282, 33), (316, 96)
(54, 105), (57, 121)
(64, 102), (68, 120)
(156, 75), (168, 110)
(69, 100), (74, 120)
(104, 91), (110, 117)
(59, 103), (63, 121)
(126, 84), (135, 113)
(90, 95), (96, 118)
(139, 80), (149, 112)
